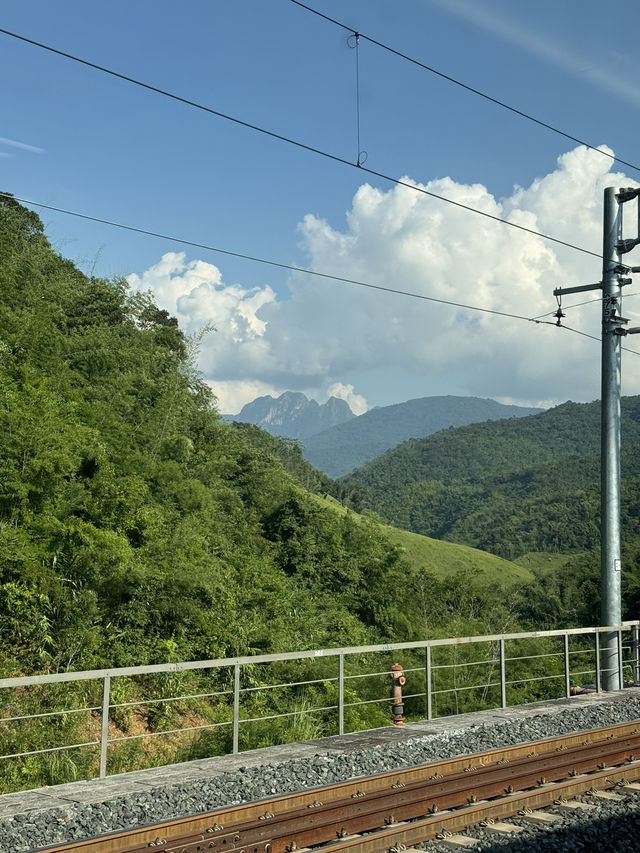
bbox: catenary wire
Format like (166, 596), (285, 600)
(5, 191), (640, 354)
(0, 191), (560, 327)
(0, 27), (604, 262)
(558, 323), (640, 357)
(559, 324), (600, 343)
(1, 27), (636, 346)
(287, 0), (640, 176)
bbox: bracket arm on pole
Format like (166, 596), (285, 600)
(553, 282), (602, 297)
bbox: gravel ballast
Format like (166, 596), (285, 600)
(420, 788), (640, 852)
(4, 692), (640, 853)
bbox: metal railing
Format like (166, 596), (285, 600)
(0, 622), (638, 791)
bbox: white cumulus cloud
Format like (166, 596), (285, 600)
(127, 252), (277, 392)
(327, 383), (368, 416)
(127, 146), (640, 413)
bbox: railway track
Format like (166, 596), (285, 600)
(40, 721), (640, 853)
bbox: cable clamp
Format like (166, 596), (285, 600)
(617, 238), (640, 254)
(616, 187), (640, 203)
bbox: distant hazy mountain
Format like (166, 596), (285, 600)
(224, 391), (355, 439)
(303, 396), (543, 477)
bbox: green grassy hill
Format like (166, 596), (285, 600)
(304, 490), (534, 587)
(382, 524), (534, 587)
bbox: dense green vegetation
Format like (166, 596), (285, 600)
(345, 399), (640, 561)
(0, 194), (417, 677)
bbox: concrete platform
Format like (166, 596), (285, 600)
(2, 688), (636, 821)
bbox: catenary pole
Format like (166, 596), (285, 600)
(601, 187), (623, 690)
(554, 186), (640, 690)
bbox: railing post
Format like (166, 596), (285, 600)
(338, 654), (344, 736)
(618, 630), (624, 687)
(233, 664), (240, 754)
(499, 639), (506, 709)
(563, 634), (571, 698)
(99, 675), (110, 779)
(595, 631), (601, 692)
(634, 624), (640, 683)
(425, 645), (432, 720)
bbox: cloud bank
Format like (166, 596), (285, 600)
(127, 146), (640, 413)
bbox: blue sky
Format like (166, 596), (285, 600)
(2, 0), (640, 413)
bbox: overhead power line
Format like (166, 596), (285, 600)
(0, 27), (603, 262)
(0, 190), (556, 326)
(5, 191), (640, 355)
(287, 0), (640, 177)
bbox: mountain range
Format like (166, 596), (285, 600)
(303, 396), (543, 477)
(227, 392), (542, 477)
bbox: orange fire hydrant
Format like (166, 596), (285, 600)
(389, 663), (406, 726)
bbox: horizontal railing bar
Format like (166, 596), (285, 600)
(239, 705), (338, 724)
(241, 676), (338, 693)
(431, 659), (498, 671)
(0, 739), (100, 761)
(505, 652), (563, 663)
(432, 681), (500, 695)
(505, 673), (564, 686)
(343, 696), (391, 708)
(111, 690), (232, 709)
(344, 669), (398, 680)
(2, 623), (637, 689)
(109, 719), (232, 743)
(0, 705), (101, 723)
(343, 690), (426, 704)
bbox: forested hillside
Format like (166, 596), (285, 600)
(345, 400), (640, 560)
(303, 396), (542, 477)
(0, 195), (414, 676)
(1, 194), (544, 685)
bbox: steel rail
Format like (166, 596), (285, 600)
(38, 721), (640, 853)
(315, 766), (640, 853)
